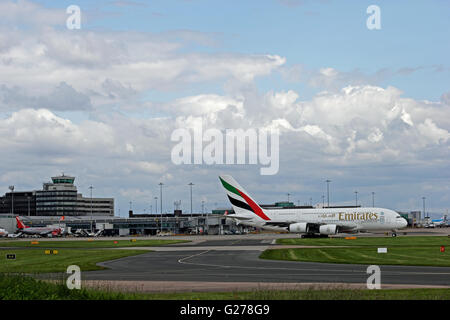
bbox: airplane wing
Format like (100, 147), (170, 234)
(94, 230), (104, 237)
(264, 221), (296, 227)
(333, 224), (358, 232)
(264, 221), (358, 233)
(9, 232), (22, 238)
(224, 215), (253, 221)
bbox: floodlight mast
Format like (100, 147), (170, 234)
(325, 180), (331, 207)
(9, 186), (14, 215)
(89, 185), (94, 232)
(188, 183), (194, 215)
(159, 183), (163, 232)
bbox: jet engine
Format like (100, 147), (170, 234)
(289, 222), (309, 233)
(319, 224), (338, 235)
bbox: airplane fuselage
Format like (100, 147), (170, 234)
(16, 226), (62, 236)
(233, 207), (407, 233)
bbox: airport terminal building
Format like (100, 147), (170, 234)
(0, 175), (114, 217)
(0, 174), (241, 236)
(0, 212), (241, 236)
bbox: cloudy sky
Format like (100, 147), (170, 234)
(0, 0), (448, 217)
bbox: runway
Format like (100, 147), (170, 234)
(81, 237), (450, 291)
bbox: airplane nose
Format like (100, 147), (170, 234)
(400, 218), (407, 228)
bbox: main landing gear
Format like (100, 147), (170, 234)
(300, 234), (329, 238)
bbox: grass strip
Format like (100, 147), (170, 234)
(1, 274), (450, 300)
(0, 239), (189, 248)
(0, 249), (147, 273)
(260, 246), (450, 267)
(276, 236), (450, 247)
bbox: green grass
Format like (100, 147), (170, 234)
(0, 239), (189, 248)
(276, 236), (450, 247)
(267, 236), (450, 266)
(1, 274), (450, 300)
(0, 249), (147, 273)
(260, 246), (450, 267)
(0, 273), (144, 300)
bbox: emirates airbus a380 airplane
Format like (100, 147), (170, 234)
(219, 175), (408, 237)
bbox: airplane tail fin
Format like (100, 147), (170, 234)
(16, 216), (27, 229)
(219, 175), (270, 221)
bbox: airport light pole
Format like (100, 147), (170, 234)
(355, 191), (358, 207)
(27, 196), (30, 216)
(159, 183), (163, 214)
(422, 197), (427, 220)
(89, 185), (94, 232)
(201, 200), (205, 232)
(188, 183), (194, 215)
(8, 186), (14, 215)
(204, 202), (209, 234)
(287, 193), (290, 202)
(325, 180), (331, 207)
(322, 195), (325, 207)
(372, 192), (375, 207)
(159, 182), (163, 231)
(154, 196), (158, 232)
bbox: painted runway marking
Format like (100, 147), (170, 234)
(176, 250), (450, 277)
(178, 250), (211, 264)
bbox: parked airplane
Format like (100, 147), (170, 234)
(219, 175), (408, 237)
(0, 227), (8, 237)
(15, 216), (62, 237)
(430, 216), (448, 227)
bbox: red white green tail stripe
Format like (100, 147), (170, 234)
(219, 175), (270, 221)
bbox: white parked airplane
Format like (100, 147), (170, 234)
(219, 175), (408, 237)
(0, 227), (8, 237)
